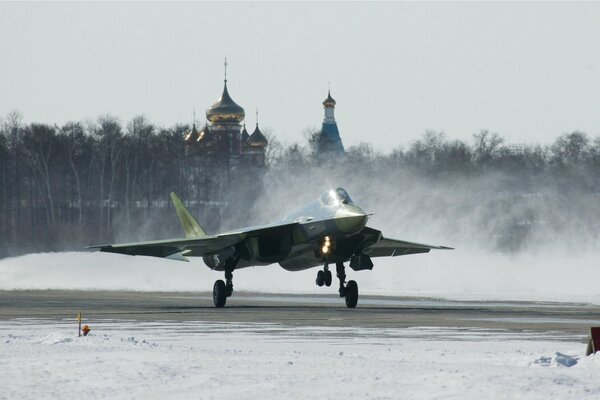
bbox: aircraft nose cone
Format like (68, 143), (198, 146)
(336, 205), (369, 234)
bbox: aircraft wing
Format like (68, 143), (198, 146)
(87, 221), (299, 261)
(362, 228), (453, 258)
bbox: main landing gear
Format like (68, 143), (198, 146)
(213, 265), (235, 308)
(316, 262), (358, 308)
(337, 262), (358, 308)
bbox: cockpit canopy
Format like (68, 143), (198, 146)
(320, 187), (354, 207)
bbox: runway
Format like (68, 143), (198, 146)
(1, 290), (599, 337)
(4, 290), (600, 399)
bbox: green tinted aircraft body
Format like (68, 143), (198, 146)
(89, 188), (452, 308)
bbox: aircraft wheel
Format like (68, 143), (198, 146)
(344, 280), (358, 308)
(324, 270), (332, 287)
(316, 270), (325, 287)
(213, 280), (227, 308)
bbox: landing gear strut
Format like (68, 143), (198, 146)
(316, 264), (332, 287)
(336, 262), (358, 308)
(336, 262), (346, 297)
(225, 269), (234, 297)
(213, 259), (236, 308)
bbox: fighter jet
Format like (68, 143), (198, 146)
(89, 188), (452, 308)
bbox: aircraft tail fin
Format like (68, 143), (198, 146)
(170, 192), (207, 238)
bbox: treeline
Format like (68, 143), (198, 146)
(0, 112), (191, 257)
(1, 110), (600, 257)
(284, 128), (600, 182)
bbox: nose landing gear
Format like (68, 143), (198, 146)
(316, 264), (332, 287)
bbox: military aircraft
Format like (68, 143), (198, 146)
(89, 188), (452, 308)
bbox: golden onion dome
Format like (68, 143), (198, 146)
(206, 81), (245, 124)
(323, 90), (336, 108)
(183, 123), (200, 142)
(197, 125), (212, 143)
(241, 124), (250, 143)
(249, 124), (268, 147)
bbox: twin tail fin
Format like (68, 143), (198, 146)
(170, 192), (207, 238)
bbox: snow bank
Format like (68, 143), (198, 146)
(2, 319), (600, 400)
(1, 250), (600, 304)
(535, 352), (579, 368)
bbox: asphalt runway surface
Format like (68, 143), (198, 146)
(1, 290), (599, 339)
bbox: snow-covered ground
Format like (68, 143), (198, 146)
(2, 250), (600, 304)
(1, 318), (599, 400)
(4, 250), (600, 398)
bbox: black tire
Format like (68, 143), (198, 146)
(316, 270), (325, 287)
(345, 280), (358, 308)
(213, 280), (227, 308)
(324, 270), (332, 287)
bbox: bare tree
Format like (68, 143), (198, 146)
(0, 121), (7, 255)
(472, 130), (504, 165)
(5, 111), (23, 245)
(345, 142), (376, 166)
(124, 115), (153, 223)
(405, 130), (447, 171)
(302, 126), (321, 159)
(551, 131), (591, 167)
(94, 115), (124, 239)
(278, 143), (308, 167)
(61, 122), (87, 227)
(263, 130), (282, 167)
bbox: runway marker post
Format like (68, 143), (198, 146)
(586, 327), (600, 356)
(77, 312), (82, 337)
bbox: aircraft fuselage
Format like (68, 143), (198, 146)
(203, 189), (369, 271)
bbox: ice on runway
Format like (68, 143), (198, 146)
(2, 319), (600, 400)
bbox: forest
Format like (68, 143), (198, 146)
(1, 110), (599, 258)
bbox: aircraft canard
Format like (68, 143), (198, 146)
(88, 187), (452, 308)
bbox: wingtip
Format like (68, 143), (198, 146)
(85, 245), (100, 250)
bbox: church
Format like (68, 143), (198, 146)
(317, 90), (345, 156)
(184, 66), (268, 168)
(180, 64), (346, 228)
(184, 63), (346, 168)
(181, 65), (270, 228)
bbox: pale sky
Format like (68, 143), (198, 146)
(1, 2), (599, 151)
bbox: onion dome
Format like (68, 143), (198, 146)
(197, 125), (212, 143)
(206, 81), (245, 124)
(323, 90), (336, 108)
(248, 124), (268, 147)
(241, 124), (250, 143)
(183, 123), (200, 142)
